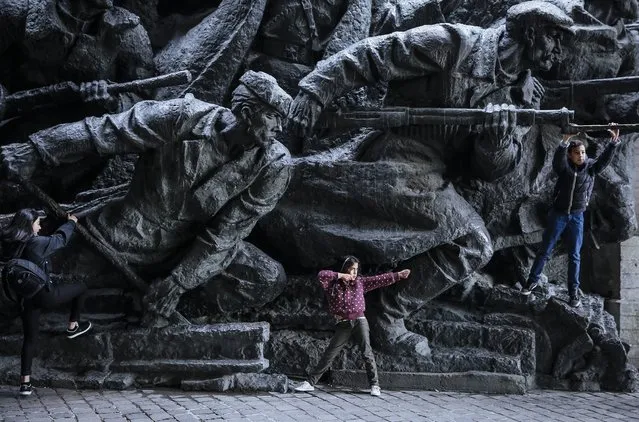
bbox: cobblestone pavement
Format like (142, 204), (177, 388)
(1, 384), (639, 422)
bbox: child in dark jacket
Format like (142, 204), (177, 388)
(522, 127), (621, 307)
(294, 256), (410, 396)
(1, 208), (92, 396)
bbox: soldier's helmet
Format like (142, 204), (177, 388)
(234, 71), (292, 116)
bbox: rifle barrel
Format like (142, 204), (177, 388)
(569, 123), (639, 132)
(543, 75), (639, 96)
(5, 70), (193, 116)
(107, 70), (192, 94)
(319, 107), (573, 129)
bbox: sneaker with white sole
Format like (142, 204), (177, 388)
(19, 383), (32, 396)
(521, 281), (539, 296)
(370, 385), (381, 396)
(294, 381), (315, 392)
(569, 294), (582, 308)
(66, 321), (92, 339)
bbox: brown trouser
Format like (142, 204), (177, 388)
(308, 317), (379, 387)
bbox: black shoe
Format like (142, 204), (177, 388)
(66, 321), (92, 339)
(19, 383), (32, 396)
(522, 281), (539, 296)
(569, 294), (582, 308)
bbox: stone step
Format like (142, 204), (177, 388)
(0, 356), (271, 390)
(431, 347), (523, 374)
(0, 322), (270, 364)
(110, 322), (269, 362)
(360, 346), (524, 375)
(0, 332), (113, 372)
(0, 356), (111, 389)
(408, 320), (534, 355)
(331, 370), (529, 394)
(407, 320), (536, 374)
(268, 330), (525, 377)
(111, 358), (269, 378)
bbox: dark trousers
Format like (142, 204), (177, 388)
(308, 317), (379, 387)
(528, 209), (584, 296)
(21, 282), (88, 376)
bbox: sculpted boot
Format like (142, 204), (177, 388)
(141, 276), (190, 328)
(365, 230), (492, 358)
(366, 300), (432, 358)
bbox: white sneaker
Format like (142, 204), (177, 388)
(294, 381), (315, 392)
(370, 385), (381, 396)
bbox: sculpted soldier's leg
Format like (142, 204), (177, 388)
(365, 204), (493, 358)
(142, 240), (286, 325)
(141, 232), (240, 327)
(190, 241), (287, 314)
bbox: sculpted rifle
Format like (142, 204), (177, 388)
(541, 75), (639, 108)
(318, 107), (639, 135)
(319, 107), (573, 130)
(0, 70), (192, 119)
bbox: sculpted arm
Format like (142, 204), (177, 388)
(298, 25), (461, 107)
(1, 98), (186, 178)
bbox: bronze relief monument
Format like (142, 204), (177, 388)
(0, 0), (637, 393)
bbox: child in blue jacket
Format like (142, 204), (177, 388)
(522, 126), (621, 307)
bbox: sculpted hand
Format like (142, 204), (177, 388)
(288, 91), (324, 137)
(0, 142), (42, 181)
(514, 70), (545, 108)
(398, 269), (411, 280)
(80, 80), (118, 111)
(483, 103), (517, 149)
(608, 123), (621, 144)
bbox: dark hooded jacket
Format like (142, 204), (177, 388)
(552, 141), (618, 214)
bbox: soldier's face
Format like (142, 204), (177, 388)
(530, 27), (563, 72)
(250, 109), (283, 145)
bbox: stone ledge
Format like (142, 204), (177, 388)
(110, 322), (269, 361)
(181, 373), (288, 393)
(332, 370), (528, 394)
(110, 358), (269, 377)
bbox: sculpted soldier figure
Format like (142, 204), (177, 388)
(0, 0), (155, 137)
(249, 0), (446, 95)
(153, 0), (446, 108)
(1, 71), (292, 327)
(261, 2), (574, 357)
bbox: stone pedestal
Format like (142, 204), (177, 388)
(0, 322), (276, 391)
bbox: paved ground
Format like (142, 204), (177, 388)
(1, 384), (639, 422)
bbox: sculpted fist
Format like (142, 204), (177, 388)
(483, 103), (517, 149)
(80, 80), (118, 111)
(0, 142), (42, 181)
(288, 91), (324, 137)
